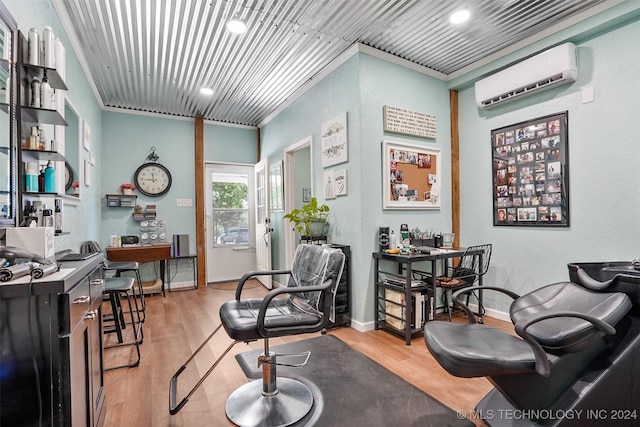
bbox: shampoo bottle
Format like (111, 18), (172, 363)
(44, 161), (56, 193)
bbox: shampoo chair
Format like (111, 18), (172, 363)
(424, 280), (639, 426)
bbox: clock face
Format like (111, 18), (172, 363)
(134, 162), (172, 197)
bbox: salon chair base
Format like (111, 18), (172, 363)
(226, 378), (313, 427)
(475, 316), (640, 427)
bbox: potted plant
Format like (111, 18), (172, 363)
(283, 197), (330, 237)
(120, 183), (135, 195)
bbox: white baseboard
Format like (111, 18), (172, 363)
(348, 304), (510, 333)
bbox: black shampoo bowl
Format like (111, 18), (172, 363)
(568, 262), (640, 313)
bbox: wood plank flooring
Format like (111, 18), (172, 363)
(103, 281), (510, 426)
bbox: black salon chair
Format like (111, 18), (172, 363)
(424, 281), (633, 425)
(169, 244), (345, 426)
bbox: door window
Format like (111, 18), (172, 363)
(211, 172), (250, 245)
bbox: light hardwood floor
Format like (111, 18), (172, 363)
(103, 281), (510, 426)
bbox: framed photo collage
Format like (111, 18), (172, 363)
(492, 111), (569, 227)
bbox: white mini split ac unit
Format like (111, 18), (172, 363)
(475, 42), (578, 109)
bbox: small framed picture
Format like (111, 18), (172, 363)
(83, 121), (91, 151)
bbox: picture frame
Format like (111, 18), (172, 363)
(83, 120), (91, 151)
(334, 168), (347, 196)
(324, 170), (336, 199)
(269, 161), (284, 212)
(382, 140), (441, 210)
(84, 159), (91, 186)
(492, 111), (569, 227)
(321, 112), (348, 168)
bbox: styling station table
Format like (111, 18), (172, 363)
(373, 248), (485, 345)
(106, 243), (172, 296)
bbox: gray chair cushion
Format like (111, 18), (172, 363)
(424, 322), (536, 377)
(220, 298), (324, 341)
(510, 281), (632, 352)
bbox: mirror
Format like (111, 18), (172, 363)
(62, 100), (80, 198)
(0, 2), (16, 228)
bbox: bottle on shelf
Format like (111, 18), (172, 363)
(25, 162), (39, 192)
(42, 26), (55, 68)
(40, 74), (52, 109)
(27, 28), (39, 66)
(34, 201), (44, 226)
(30, 76), (41, 107)
(54, 198), (63, 233)
(42, 208), (53, 228)
(29, 126), (39, 150)
(38, 165), (45, 192)
(390, 230), (397, 249)
(44, 161), (56, 193)
(38, 128), (46, 150)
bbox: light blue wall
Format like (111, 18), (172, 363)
(261, 53), (451, 323)
(7, 0), (103, 252)
(101, 112), (194, 246)
(204, 122), (257, 164)
(457, 17), (640, 313)
(102, 112), (257, 281)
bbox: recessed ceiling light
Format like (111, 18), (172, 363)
(200, 87), (214, 96)
(226, 18), (247, 34)
(449, 9), (470, 24)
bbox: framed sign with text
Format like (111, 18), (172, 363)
(492, 111), (569, 227)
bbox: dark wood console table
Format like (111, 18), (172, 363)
(106, 243), (171, 296)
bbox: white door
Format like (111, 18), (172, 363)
(205, 163), (256, 283)
(254, 158), (272, 289)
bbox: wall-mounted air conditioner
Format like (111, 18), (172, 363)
(475, 42), (578, 109)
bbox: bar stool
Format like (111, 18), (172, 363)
(103, 261), (146, 323)
(103, 277), (143, 370)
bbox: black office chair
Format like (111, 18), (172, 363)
(434, 243), (491, 321)
(169, 244), (345, 426)
(424, 281), (634, 425)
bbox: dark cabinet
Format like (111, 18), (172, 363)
(0, 256), (105, 426)
(327, 244), (350, 328)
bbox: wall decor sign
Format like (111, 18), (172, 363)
(83, 120), (91, 151)
(321, 112), (348, 168)
(302, 187), (311, 203)
(324, 170), (336, 199)
(382, 140), (441, 210)
(383, 105), (437, 139)
(492, 111), (569, 227)
(334, 168), (347, 196)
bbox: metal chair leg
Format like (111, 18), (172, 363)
(169, 324), (239, 415)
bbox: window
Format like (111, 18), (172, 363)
(211, 172), (249, 245)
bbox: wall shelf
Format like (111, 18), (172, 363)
(21, 149), (66, 163)
(106, 194), (137, 207)
(20, 105), (68, 126)
(21, 63), (68, 90)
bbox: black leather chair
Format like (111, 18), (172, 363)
(424, 281), (634, 426)
(169, 244), (345, 426)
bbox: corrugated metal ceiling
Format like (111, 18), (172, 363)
(53, 0), (611, 126)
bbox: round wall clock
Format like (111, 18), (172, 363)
(134, 162), (172, 197)
(64, 162), (74, 190)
